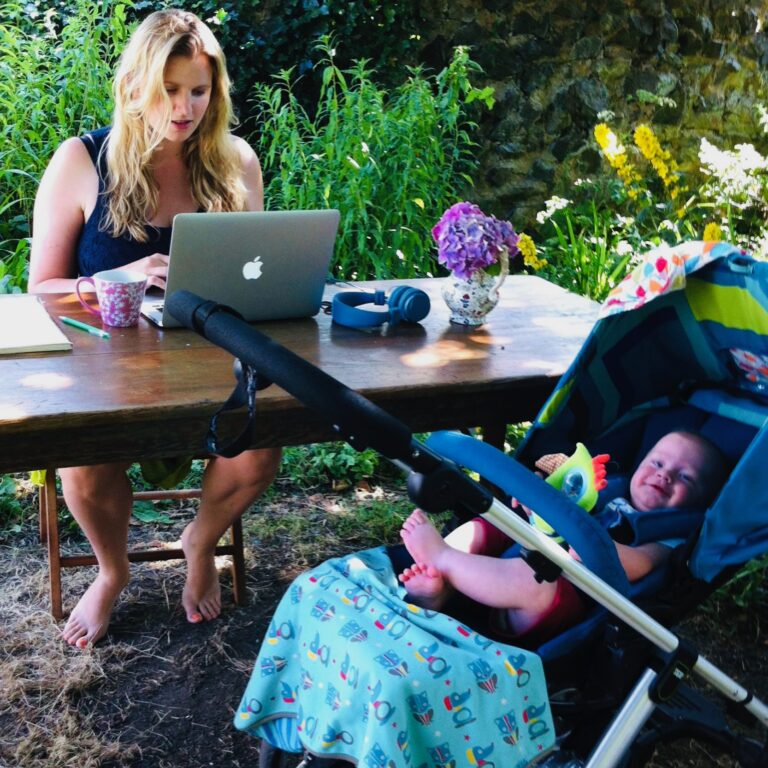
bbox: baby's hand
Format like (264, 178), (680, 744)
(569, 546), (582, 563)
(511, 470), (544, 517)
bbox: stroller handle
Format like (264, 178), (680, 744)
(167, 289), (415, 461)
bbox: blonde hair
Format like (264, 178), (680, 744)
(103, 9), (246, 241)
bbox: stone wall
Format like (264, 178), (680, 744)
(413, 0), (768, 226)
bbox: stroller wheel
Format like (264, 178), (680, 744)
(258, 740), (349, 768)
(258, 740), (298, 768)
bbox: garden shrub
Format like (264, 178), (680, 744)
(249, 40), (493, 280)
(0, 0), (129, 291)
(529, 111), (768, 301)
(141, 0), (427, 119)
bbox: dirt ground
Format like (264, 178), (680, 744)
(0, 481), (766, 768)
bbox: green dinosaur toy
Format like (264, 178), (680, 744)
(529, 443), (609, 545)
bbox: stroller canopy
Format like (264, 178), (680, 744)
(521, 241), (768, 582)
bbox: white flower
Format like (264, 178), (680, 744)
(699, 137), (768, 202)
(536, 195), (571, 224)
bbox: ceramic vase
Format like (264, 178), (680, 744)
(442, 248), (509, 326)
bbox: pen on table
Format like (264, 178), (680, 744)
(60, 316), (111, 340)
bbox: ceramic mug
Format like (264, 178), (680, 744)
(75, 269), (148, 327)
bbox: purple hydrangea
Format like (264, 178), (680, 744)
(432, 202), (519, 279)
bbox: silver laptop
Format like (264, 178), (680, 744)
(142, 209), (340, 328)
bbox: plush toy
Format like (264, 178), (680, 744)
(529, 443), (609, 545)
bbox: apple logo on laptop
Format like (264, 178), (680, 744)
(242, 256), (263, 280)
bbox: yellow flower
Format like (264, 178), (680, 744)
(703, 222), (722, 242)
(517, 233), (546, 270)
(594, 123), (641, 190)
(594, 123), (611, 150)
(634, 124), (683, 197)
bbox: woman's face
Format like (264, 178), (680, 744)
(148, 52), (213, 143)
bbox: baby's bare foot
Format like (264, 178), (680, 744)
(399, 562), (448, 610)
(400, 509), (447, 566)
(62, 567), (129, 649)
(181, 522), (222, 623)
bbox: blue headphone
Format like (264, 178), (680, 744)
(332, 286), (431, 329)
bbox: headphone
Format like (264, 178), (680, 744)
(331, 286), (431, 329)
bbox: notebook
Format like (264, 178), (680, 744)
(141, 209), (340, 328)
(0, 294), (73, 354)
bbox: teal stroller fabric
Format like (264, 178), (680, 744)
(234, 546), (555, 767)
(518, 241), (768, 582)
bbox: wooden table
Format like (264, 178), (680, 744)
(0, 277), (599, 474)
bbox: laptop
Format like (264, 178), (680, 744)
(141, 209), (340, 328)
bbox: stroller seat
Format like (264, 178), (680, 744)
(536, 385), (761, 667)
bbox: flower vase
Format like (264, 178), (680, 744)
(442, 247), (509, 326)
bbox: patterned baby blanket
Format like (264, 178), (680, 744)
(600, 239), (743, 317)
(235, 546), (555, 767)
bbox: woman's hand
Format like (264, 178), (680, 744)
(123, 253), (170, 290)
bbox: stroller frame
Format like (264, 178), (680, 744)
(167, 279), (768, 767)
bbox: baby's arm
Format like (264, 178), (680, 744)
(615, 541), (672, 582)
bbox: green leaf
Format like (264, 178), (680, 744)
(131, 501), (172, 525)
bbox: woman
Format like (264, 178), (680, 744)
(28, 9), (282, 648)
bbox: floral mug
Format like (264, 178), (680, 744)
(75, 269), (148, 327)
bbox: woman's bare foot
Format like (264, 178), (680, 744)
(400, 509), (448, 566)
(181, 521), (222, 623)
(62, 565), (129, 648)
(399, 562), (449, 610)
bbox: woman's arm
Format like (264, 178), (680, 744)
(28, 138), (95, 292)
(29, 138), (170, 292)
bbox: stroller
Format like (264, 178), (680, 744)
(168, 241), (768, 767)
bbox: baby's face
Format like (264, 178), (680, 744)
(629, 433), (714, 512)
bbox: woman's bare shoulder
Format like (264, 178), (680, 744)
(229, 134), (263, 210)
(42, 136), (97, 186)
(230, 134), (260, 168)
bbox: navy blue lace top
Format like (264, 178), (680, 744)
(75, 127), (172, 277)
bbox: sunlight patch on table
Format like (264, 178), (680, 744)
(400, 340), (489, 368)
(20, 372), (74, 390)
(468, 334), (514, 346)
(530, 314), (595, 338)
(519, 358), (571, 374)
(0, 404), (27, 420)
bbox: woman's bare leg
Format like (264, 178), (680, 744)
(181, 447), (281, 622)
(58, 462), (133, 648)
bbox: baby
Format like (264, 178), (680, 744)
(399, 431), (728, 645)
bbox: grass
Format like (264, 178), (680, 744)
(0, 466), (417, 767)
(0, 546), (143, 766)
